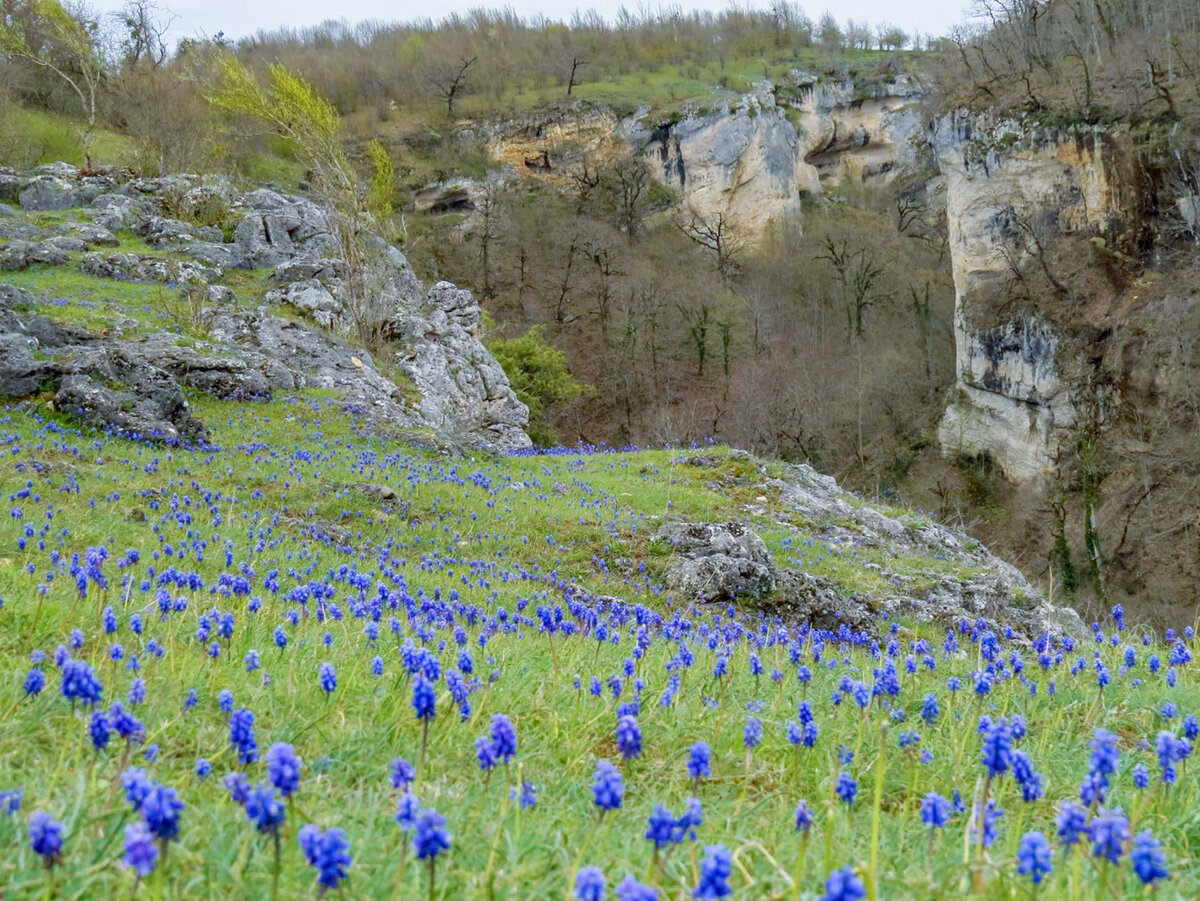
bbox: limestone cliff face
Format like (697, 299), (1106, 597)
(788, 73), (925, 187)
(630, 75), (924, 239)
(633, 86), (808, 238)
(933, 115), (1142, 481)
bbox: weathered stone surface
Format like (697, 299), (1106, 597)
(206, 308), (423, 429)
(0, 171), (19, 204)
(266, 279), (342, 328)
(52, 373), (203, 443)
(19, 175), (81, 211)
(637, 87), (807, 239)
(655, 451), (1086, 640)
(769, 459), (1084, 638)
(69, 224), (119, 247)
(136, 215), (199, 246)
(656, 520), (777, 601)
(79, 252), (219, 285)
(89, 193), (142, 230)
(0, 333), (59, 396)
(1, 165), (531, 450)
(929, 115), (1130, 481)
(233, 189), (335, 267)
(42, 235), (87, 253)
(389, 281), (531, 451)
(629, 76), (925, 239)
(182, 242), (243, 270)
(53, 346), (208, 443)
(272, 257), (340, 283)
(0, 240), (70, 270)
(125, 333), (292, 400)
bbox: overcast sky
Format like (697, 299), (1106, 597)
(99, 0), (973, 46)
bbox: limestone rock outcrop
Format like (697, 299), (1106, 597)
(0, 165), (531, 450)
(629, 75), (925, 239)
(656, 452), (1085, 640)
(388, 282), (531, 452)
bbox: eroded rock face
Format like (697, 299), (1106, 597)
(638, 88), (808, 238)
(932, 115), (1137, 481)
(656, 520), (776, 601)
(388, 281), (532, 451)
(205, 308), (424, 430)
(233, 189), (337, 267)
(630, 76), (925, 239)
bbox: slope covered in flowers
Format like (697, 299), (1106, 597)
(0, 390), (1197, 899)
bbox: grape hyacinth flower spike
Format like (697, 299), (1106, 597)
(413, 807), (451, 901)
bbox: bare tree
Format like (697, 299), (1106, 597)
(604, 158), (649, 241)
(566, 55), (587, 95)
(428, 55), (475, 117)
(818, 236), (892, 338)
(678, 212), (744, 284)
(677, 302), (710, 376)
(114, 0), (170, 68)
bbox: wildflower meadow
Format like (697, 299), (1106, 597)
(0, 391), (1197, 899)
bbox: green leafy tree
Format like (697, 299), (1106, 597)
(488, 326), (589, 446)
(366, 138), (395, 222)
(207, 58), (390, 347)
(0, 0), (105, 161)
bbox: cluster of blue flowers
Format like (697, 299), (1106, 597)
(2, 402), (1197, 897)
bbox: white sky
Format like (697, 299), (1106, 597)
(98, 0), (973, 46)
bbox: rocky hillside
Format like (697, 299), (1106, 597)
(0, 156), (1089, 640)
(629, 72), (925, 237)
(477, 71), (927, 240)
(929, 111), (1200, 618)
(0, 163), (530, 451)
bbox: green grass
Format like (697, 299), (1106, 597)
(0, 215), (277, 339)
(454, 48), (912, 118)
(0, 105), (137, 170)
(0, 393), (1197, 899)
(0, 266), (170, 335)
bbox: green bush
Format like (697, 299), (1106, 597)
(488, 326), (590, 446)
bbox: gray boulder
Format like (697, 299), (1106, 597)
(656, 521), (777, 601)
(90, 194), (142, 230)
(266, 279), (343, 328)
(42, 235), (87, 253)
(56, 345), (208, 442)
(388, 281), (530, 451)
(32, 162), (80, 179)
(79, 252), (219, 285)
(0, 240), (70, 270)
(136, 216), (198, 246)
(0, 333), (60, 396)
(53, 373), (204, 443)
(19, 176), (80, 211)
(272, 257), (340, 283)
(233, 189), (334, 267)
(205, 308), (423, 430)
(183, 242), (244, 270)
(125, 333), (294, 400)
(0, 171), (18, 204)
(69, 224), (119, 247)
